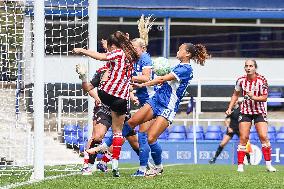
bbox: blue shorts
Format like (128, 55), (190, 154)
(147, 96), (176, 123)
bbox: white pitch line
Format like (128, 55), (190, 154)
(1, 164), (184, 189)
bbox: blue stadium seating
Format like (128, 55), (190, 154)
(276, 133), (284, 142)
(187, 126), (204, 133)
(78, 140), (88, 152)
(231, 134), (239, 141)
(168, 132), (186, 141)
(267, 133), (276, 142)
(158, 131), (168, 140)
(64, 124), (79, 133)
(169, 125), (186, 133)
(249, 132), (259, 142)
(268, 126), (276, 133)
(278, 126), (284, 133)
(186, 132), (204, 141)
(78, 130), (88, 141)
(63, 124), (80, 145)
(204, 132), (222, 140)
(250, 126), (256, 133)
(206, 125), (222, 133)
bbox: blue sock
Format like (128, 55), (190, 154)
(150, 141), (162, 165)
(138, 132), (150, 167)
(122, 122), (133, 137)
(104, 135), (113, 147)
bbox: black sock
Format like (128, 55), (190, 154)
(88, 140), (101, 164)
(246, 153), (251, 164)
(214, 145), (224, 159)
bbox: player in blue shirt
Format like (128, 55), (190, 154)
(125, 43), (210, 176)
(130, 38), (163, 176)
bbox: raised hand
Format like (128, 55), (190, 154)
(72, 48), (85, 54)
(75, 63), (87, 81)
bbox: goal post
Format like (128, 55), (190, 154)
(33, 0), (45, 181)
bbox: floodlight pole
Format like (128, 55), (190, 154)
(33, 0), (45, 180)
(88, 0), (98, 137)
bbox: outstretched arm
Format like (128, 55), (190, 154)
(132, 68), (151, 83)
(73, 48), (108, 61)
(133, 73), (176, 88)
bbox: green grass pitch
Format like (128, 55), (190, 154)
(1, 164), (283, 189)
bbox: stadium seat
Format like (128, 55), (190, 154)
(83, 124), (89, 132)
(187, 125), (204, 133)
(231, 134), (239, 141)
(276, 133), (284, 142)
(186, 132), (204, 141)
(78, 140), (88, 152)
(169, 125), (186, 133)
(249, 133), (259, 141)
(63, 124), (80, 145)
(278, 126), (284, 133)
(158, 131), (168, 140)
(250, 126), (256, 133)
(167, 132), (186, 141)
(78, 129), (88, 141)
(204, 132), (222, 140)
(64, 124), (79, 133)
(267, 133), (276, 142)
(206, 125), (222, 133)
(268, 126), (276, 133)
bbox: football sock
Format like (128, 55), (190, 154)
(138, 132), (150, 167)
(150, 141), (162, 165)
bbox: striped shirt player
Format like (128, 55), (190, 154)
(99, 49), (133, 100)
(133, 52), (156, 105)
(235, 73), (268, 115)
(148, 63), (193, 122)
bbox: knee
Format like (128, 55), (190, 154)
(127, 117), (137, 128)
(92, 133), (104, 142)
(239, 135), (249, 145)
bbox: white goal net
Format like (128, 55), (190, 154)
(0, 0), (95, 185)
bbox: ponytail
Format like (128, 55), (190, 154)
(184, 43), (210, 66)
(137, 15), (155, 46)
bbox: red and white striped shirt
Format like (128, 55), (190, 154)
(235, 73), (268, 115)
(99, 49), (133, 100)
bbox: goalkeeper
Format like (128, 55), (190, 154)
(76, 63), (140, 175)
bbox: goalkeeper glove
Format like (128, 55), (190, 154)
(76, 63), (87, 82)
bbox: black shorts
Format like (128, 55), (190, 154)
(93, 104), (112, 129)
(226, 127), (240, 138)
(238, 114), (267, 123)
(93, 104), (135, 136)
(98, 90), (127, 115)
